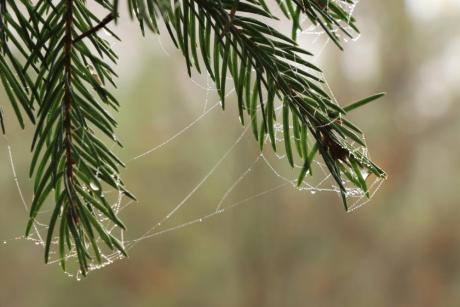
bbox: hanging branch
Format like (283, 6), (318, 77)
(22, 0), (133, 276)
(129, 0), (386, 208)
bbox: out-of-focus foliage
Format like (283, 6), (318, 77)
(0, 0), (459, 306)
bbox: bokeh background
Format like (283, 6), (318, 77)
(1, 1), (460, 306)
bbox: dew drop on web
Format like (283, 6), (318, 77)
(89, 181), (100, 191)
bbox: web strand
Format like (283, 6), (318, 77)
(129, 125), (250, 248)
(2, 135), (44, 246)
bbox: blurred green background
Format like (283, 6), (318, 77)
(1, 0), (460, 306)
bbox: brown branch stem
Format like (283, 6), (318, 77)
(64, 0), (76, 219)
(72, 12), (115, 44)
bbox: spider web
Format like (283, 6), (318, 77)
(0, 0), (384, 279)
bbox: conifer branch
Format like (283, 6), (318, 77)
(138, 0), (386, 209)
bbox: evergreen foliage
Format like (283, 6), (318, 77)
(0, 0), (386, 276)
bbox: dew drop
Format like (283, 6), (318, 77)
(89, 181), (100, 191)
